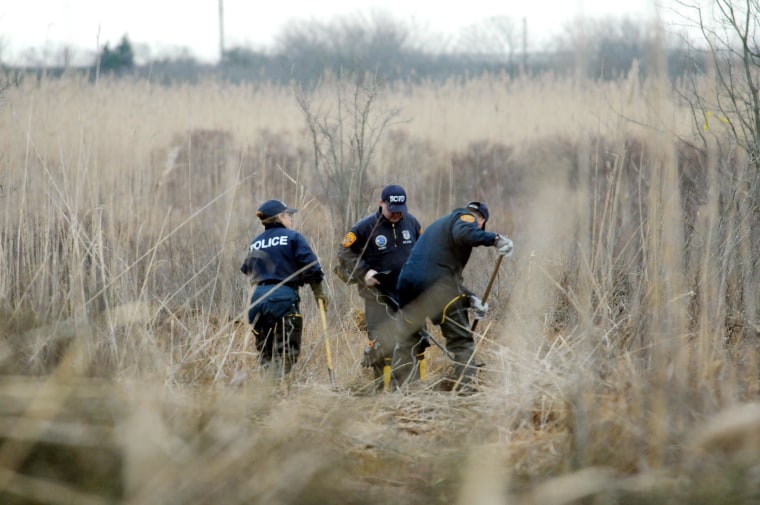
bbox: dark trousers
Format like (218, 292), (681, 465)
(392, 283), (475, 388)
(249, 284), (302, 370)
(253, 312), (303, 366)
(363, 293), (399, 378)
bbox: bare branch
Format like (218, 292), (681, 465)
(295, 70), (407, 229)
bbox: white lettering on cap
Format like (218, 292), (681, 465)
(387, 195), (406, 203)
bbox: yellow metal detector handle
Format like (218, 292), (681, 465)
(383, 357), (392, 392)
(318, 299), (335, 386)
(383, 352), (424, 389)
(417, 352), (427, 380)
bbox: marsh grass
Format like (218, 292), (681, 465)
(0, 71), (758, 504)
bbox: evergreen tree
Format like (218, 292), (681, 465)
(98, 35), (135, 74)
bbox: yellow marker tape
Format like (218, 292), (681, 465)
(703, 111), (729, 131)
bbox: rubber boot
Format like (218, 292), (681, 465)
(391, 342), (418, 390)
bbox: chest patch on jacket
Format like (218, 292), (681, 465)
(342, 232), (357, 247)
(375, 235), (388, 249)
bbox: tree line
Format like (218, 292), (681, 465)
(2, 13), (711, 85)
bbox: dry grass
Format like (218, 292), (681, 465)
(0, 72), (758, 504)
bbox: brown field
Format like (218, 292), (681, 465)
(0, 71), (759, 504)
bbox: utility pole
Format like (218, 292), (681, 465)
(218, 0), (225, 64)
(522, 16), (527, 68)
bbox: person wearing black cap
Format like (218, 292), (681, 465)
(240, 199), (328, 375)
(336, 184), (423, 389)
(392, 201), (513, 393)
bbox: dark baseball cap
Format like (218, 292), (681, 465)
(466, 201), (489, 228)
(256, 199), (298, 220)
(381, 184), (408, 213)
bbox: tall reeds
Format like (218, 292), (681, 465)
(0, 68), (757, 504)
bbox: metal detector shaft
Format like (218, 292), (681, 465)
(471, 255), (504, 332)
(318, 299), (335, 386)
(420, 328), (455, 362)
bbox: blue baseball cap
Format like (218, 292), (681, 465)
(466, 201), (489, 228)
(381, 184), (408, 213)
(257, 199), (297, 220)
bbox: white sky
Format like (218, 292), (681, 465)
(1, 0), (674, 65)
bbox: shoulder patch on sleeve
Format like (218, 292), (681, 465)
(460, 214), (476, 223)
(342, 232), (357, 247)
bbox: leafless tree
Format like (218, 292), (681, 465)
(676, 0), (760, 338)
(455, 16), (521, 64)
(276, 11), (418, 83)
(678, 0), (759, 165)
(552, 15), (660, 79)
(295, 70), (403, 230)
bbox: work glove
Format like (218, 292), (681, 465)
(494, 234), (514, 257)
(364, 269), (380, 287)
(362, 339), (380, 368)
(469, 295), (489, 320)
(311, 282), (329, 310)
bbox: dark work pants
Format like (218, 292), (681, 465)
(253, 312), (303, 368)
(363, 293), (399, 379)
(249, 284), (302, 371)
(392, 283), (475, 389)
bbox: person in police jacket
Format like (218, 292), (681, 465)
(240, 199), (328, 375)
(337, 185), (423, 387)
(392, 202), (513, 393)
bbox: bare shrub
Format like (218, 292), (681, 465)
(375, 129), (444, 218)
(237, 129), (312, 204)
(510, 135), (717, 354)
(296, 70), (404, 230)
(450, 141), (518, 204)
(155, 128), (235, 211)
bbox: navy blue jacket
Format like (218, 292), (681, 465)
(240, 222), (324, 288)
(338, 208), (422, 299)
(397, 208), (496, 307)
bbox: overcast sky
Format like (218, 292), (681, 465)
(1, 0), (678, 65)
